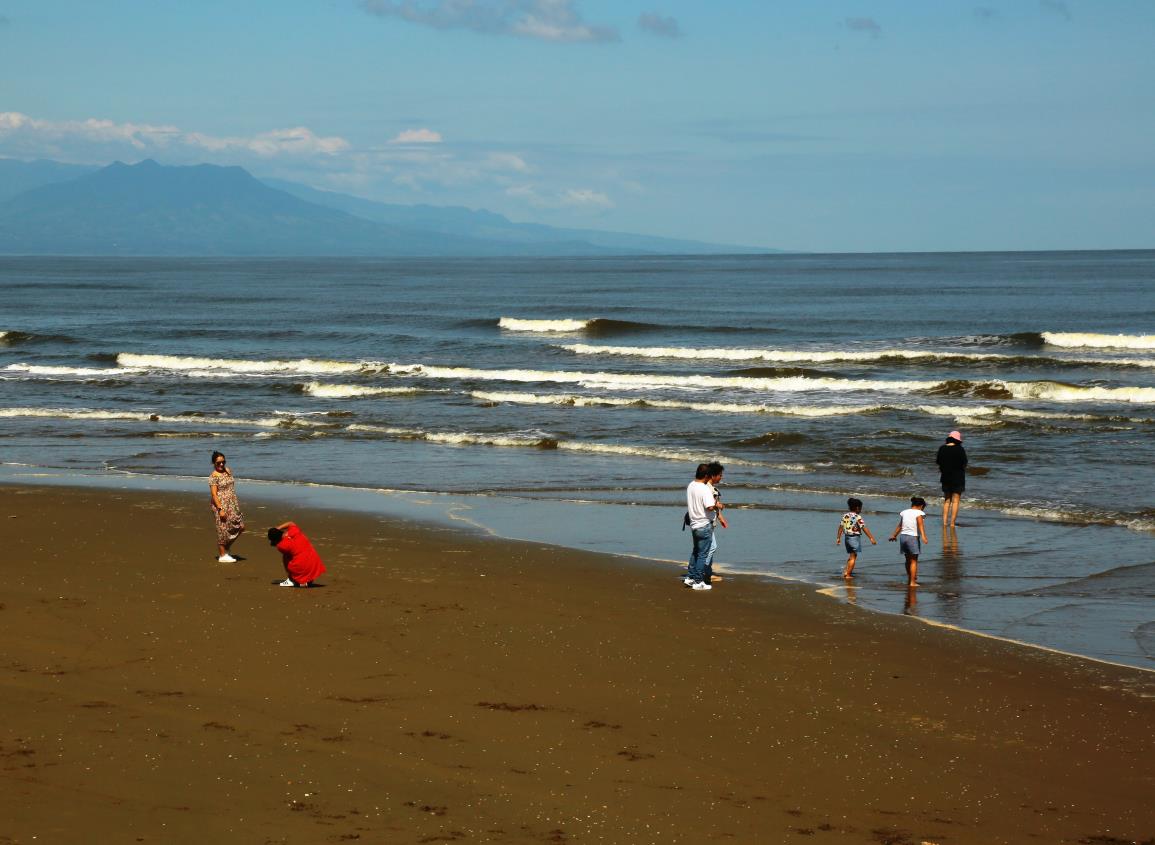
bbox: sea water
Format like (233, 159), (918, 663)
(1, 252), (1153, 669)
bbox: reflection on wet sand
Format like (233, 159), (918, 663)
(904, 584), (918, 615)
(938, 526), (963, 625)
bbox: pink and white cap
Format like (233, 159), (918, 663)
(948, 430), (963, 442)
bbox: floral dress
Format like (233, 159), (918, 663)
(210, 470), (245, 545)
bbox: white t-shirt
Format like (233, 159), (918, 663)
(898, 508), (924, 536)
(686, 480), (717, 529)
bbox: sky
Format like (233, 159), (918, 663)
(1, 0), (1153, 252)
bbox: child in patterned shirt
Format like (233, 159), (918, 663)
(835, 497), (877, 578)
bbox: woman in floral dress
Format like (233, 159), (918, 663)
(209, 451), (245, 562)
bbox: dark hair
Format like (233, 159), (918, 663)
(847, 497), (863, 512)
(911, 496), (927, 508)
(267, 527), (284, 545)
(706, 461), (725, 477)
(211, 451), (226, 464)
(694, 463), (710, 480)
(946, 436), (961, 445)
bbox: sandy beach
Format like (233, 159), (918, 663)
(2, 483), (1153, 844)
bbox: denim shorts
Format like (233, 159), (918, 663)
(899, 535), (921, 557)
(843, 534), (862, 554)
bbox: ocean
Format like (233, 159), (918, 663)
(2, 251), (1154, 669)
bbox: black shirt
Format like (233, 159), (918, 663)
(936, 443), (968, 485)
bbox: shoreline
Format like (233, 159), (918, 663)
(3, 463), (1153, 674)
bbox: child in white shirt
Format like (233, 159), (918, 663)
(888, 496), (929, 587)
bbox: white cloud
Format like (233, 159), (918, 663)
(0, 109), (616, 220)
(389, 128), (443, 144)
(559, 187), (613, 208)
(485, 152), (531, 172)
(359, 0), (619, 43)
(506, 183), (613, 211)
(0, 112), (349, 159)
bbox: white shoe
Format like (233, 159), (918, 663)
(692, 581), (712, 591)
(683, 577), (695, 587)
(278, 578), (295, 587)
(218, 554), (237, 563)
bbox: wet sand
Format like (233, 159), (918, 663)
(1, 485), (1153, 845)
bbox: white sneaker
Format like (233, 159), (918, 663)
(683, 577), (695, 587)
(278, 578), (295, 587)
(218, 554), (237, 563)
(692, 581), (712, 591)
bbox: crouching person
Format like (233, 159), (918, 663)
(268, 521), (326, 588)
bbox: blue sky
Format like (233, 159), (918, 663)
(1, 0), (1153, 251)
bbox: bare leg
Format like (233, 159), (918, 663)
(949, 493), (961, 527)
(942, 496), (951, 525)
(843, 552), (857, 578)
(218, 543), (227, 557)
(906, 555), (919, 587)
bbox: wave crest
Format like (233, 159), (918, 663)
(299, 382), (436, 399)
(117, 353), (377, 375)
(1042, 332), (1155, 350)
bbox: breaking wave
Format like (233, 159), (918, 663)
(1042, 332), (1155, 350)
(471, 391), (1155, 423)
(558, 343), (1155, 369)
(499, 318), (592, 332)
(5, 363), (141, 377)
(299, 382), (442, 399)
(561, 343), (1013, 364)
(470, 390), (887, 417)
(0, 406), (334, 430)
(117, 353), (373, 375)
(389, 363), (931, 393)
(498, 317), (663, 336)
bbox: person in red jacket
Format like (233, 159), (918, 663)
(267, 521), (326, 588)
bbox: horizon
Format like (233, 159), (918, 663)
(2, 2), (1154, 252)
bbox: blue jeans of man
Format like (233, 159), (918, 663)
(688, 524), (715, 584)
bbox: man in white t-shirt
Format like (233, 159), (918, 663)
(685, 462), (725, 591)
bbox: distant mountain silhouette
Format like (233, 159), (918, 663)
(266, 179), (775, 256)
(0, 158), (97, 203)
(0, 159), (777, 256)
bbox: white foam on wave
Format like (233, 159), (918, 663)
(5, 364), (140, 377)
(499, 317), (591, 332)
(471, 390), (883, 416)
(1042, 332), (1155, 350)
(560, 342), (1155, 368)
(301, 382), (436, 399)
(346, 423), (555, 449)
(0, 406), (332, 430)
(390, 363), (930, 393)
(474, 391), (1155, 424)
(1001, 381), (1155, 404)
(118, 353), (371, 375)
(342, 420), (794, 467)
(560, 343), (1011, 364)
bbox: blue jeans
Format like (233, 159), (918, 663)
(688, 524), (716, 584)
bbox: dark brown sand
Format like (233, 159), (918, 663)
(1, 485), (1153, 845)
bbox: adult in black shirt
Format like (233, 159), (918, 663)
(936, 430), (968, 527)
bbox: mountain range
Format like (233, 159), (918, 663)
(0, 158), (776, 257)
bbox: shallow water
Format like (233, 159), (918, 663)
(2, 252), (1153, 669)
